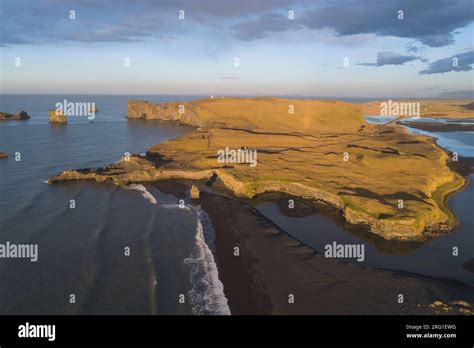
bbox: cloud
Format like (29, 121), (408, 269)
(406, 43), (426, 55)
(300, 0), (473, 47)
(0, 0), (296, 45)
(173, 0), (300, 18)
(232, 13), (302, 40)
(358, 51), (419, 67)
(1, 0), (472, 47)
(419, 50), (474, 74)
(224, 0), (474, 46)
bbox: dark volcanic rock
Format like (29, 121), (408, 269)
(0, 110), (31, 120)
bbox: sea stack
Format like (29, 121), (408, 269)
(49, 110), (67, 124)
(190, 185), (200, 199)
(0, 110), (30, 121)
(0, 152), (7, 159)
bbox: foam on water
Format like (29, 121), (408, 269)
(123, 184), (157, 204)
(184, 207), (231, 315)
(121, 184), (230, 314)
(160, 203), (191, 211)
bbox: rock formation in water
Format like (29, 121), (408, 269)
(0, 111), (30, 121)
(49, 110), (67, 123)
(190, 185), (200, 199)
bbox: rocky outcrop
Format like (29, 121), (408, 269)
(49, 156), (215, 184)
(190, 185), (200, 199)
(0, 152), (7, 159)
(49, 110), (67, 123)
(48, 152), (461, 241)
(0, 111), (30, 120)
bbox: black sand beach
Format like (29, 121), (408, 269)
(154, 182), (474, 315)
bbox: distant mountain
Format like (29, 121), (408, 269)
(437, 90), (474, 99)
(462, 102), (474, 110)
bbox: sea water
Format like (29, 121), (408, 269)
(0, 94), (230, 314)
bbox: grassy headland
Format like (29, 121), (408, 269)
(49, 97), (467, 241)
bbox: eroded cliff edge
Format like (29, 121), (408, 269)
(50, 98), (466, 241)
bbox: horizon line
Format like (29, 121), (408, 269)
(1, 93), (471, 101)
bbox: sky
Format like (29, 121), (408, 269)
(0, 0), (473, 97)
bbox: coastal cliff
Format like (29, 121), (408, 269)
(127, 100), (202, 126)
(51, 97), (466, 241)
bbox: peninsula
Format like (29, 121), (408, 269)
(49, 98), (466, 241)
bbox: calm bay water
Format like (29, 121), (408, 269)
(256, 176), (474, 284)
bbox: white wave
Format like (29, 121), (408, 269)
(122, 184), (157, 204)
(160, 203), (191, 211)
(184, 207), (231, 315)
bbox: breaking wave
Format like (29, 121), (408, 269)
(122, 184), (157, 204)
(184, 207), (231, 315)
(121, 184), (229, 314)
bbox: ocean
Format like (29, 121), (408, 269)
(0, 95), (230, 314)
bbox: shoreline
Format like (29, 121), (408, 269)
(400, 120), (474, 132)
(48, 146), (470, 243)
(154, 181), (474, 315)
